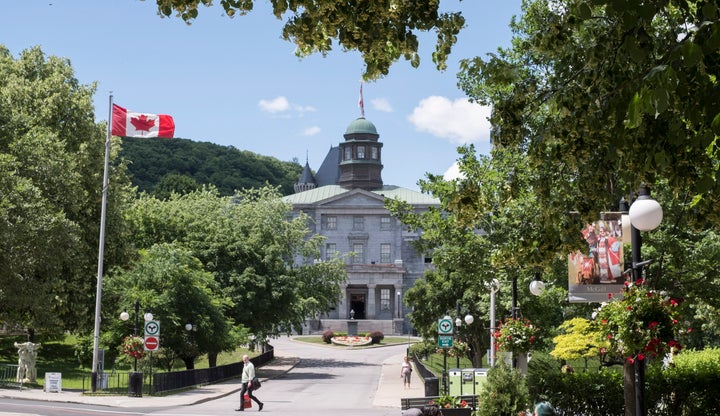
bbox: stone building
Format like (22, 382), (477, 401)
(283, 116), (439, 335)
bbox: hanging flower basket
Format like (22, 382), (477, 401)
(593, 279), (687, 363)
(121, 335), (145, 359)
(493, 317), (539, 354)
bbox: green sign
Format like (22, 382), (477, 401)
(438, 335), (454, 348)
(438, 318), (453, 334)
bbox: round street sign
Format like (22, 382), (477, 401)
(144, 320), (160, 336)
(144, 336), (159, 351)
(438, 318), (453, 334)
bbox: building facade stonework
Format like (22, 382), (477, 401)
(283, 117), (438, 334)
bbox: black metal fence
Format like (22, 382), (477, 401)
(0, 364), (21, 389)
(411, 353), (439, 396)
(82, 345), (274, 395)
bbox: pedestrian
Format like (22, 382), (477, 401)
(400, 355), (412, 389)
(236, 354), (264, 412)
(533, 401), (557, 416)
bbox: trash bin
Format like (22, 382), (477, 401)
(474, 368), (489, 393)
(128, 372), (143, 397)
(424, 376), (439, 396)
(448, 368), (462, 396)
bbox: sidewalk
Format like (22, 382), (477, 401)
(0, 353), (300, 410)
(0, 343), (419, 411)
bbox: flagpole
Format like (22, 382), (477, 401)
(91, 93), (113, 392)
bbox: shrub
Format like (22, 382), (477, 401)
(369, 331), (384, 344)
(526, 351), (623, 416)
(321, 330), (334, 344)
(476, 360), (530, 416)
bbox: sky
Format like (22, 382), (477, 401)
(3, 1), (522, 191)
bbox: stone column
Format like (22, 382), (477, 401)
(366, 284), (377, 319)
(337, 284), (348, 319)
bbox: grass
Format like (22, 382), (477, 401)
(1, 333), (420, 390)
(0, 334), (255, 390)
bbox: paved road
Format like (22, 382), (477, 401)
(0, 336), (423, 416)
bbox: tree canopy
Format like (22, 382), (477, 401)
(0, 45), (135, 335)
(151, 0), (466, 80)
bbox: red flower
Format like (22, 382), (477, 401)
(637, 353), (646, 361)
(648, 321), (659, 329)
(626, 356), (635, 364)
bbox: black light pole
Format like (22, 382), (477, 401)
(120, 300), (153, 397)
(120, 300), (141, 372)
(621, 184), (663, 416)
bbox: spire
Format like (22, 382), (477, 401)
(358, 82), (365, 118)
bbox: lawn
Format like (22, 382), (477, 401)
(0, 334), (255, 390)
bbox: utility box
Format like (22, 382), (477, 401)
(449, 368), (489, 397)
(448, 368), (463, 396)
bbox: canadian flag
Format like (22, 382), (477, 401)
(111, 104), (175, 138)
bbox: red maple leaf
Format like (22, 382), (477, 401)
(130, 114), (156, 132)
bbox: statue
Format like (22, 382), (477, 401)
(14, 342), (41, 383)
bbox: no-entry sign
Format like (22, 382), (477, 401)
(144, 336), (159, 351)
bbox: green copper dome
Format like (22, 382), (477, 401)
(344, 117), (378, 135)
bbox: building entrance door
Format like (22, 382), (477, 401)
(350, 293), (366, 319)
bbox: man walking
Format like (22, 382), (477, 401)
(236, 354), (264, 411)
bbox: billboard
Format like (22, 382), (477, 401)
(568, 212), (629, 303)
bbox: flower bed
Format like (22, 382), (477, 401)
(330, 336), (373, 346)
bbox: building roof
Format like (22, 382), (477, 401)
(282, 184), (439, 206)
(344, 117), (378, 135)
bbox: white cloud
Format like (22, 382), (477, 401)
(258, 96), (290, 113)
(443, 161), (465, 181)
(407, 96), (492, 144)
(258, 97), (316, 116)
(371, 98), (393, 113)
(302, 126), (321, 136)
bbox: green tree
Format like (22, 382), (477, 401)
(125, 186), (347, 345)
(151, 0), (466, 80)
(0, 45), (134, 335)
(458, 0), (720, 226)
(550, 317), (602, 371)
(389, 146), (569, 366)
(103, 243), (236, 370)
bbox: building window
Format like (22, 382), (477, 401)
(353, 216), (364, 230)
(324, 216), (337, 230)
(325, 243), (336, 261)
(380, 243), (391, 263)
(380, 289), (390, 310)
(371, 147), (378, 159)
(380, 216), (392, 230)
(352, 243), (364, 264)
(344, 147), (351, 160)
(357, 146), (365, 159)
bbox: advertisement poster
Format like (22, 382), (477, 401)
(568, 212), (628, 303)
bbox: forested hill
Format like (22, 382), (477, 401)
(119, 137), (303, 196)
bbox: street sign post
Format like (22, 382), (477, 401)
(438, 318), (453, 335)
(144, 335), (159, 351)
(438, 335), (453, 348)
(144, 320), (160, 336)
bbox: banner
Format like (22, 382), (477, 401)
(568, 212), (628, 303)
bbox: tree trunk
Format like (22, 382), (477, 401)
(182, 357), (195, 370)
(208, 352), (218, 368)
(624, 361), (636, 416)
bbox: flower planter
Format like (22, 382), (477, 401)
(439, 408), (472, 416)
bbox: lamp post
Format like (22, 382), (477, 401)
(486, 279), (500, 366)
(453, 302), (474, 368)
(621, 184), (663, 416)
(120, 300), (153, 397)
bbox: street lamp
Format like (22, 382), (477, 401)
(622, 184), (663, 416)
(485, 279), (500, 366)
(454, 302), (474, 368)
(119, 300), (152, 398)
(529, 276), (546, 297)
